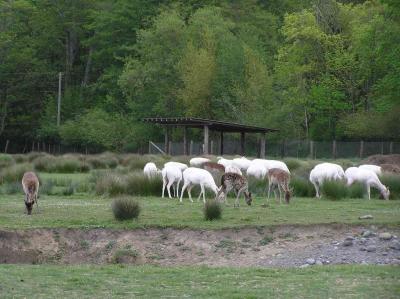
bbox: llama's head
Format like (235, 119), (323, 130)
(244, 191), (252, 206)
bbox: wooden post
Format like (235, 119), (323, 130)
(148, 141), (151, 154)
(32, 141), (35, 152)
(4, 140), (9, 153)
(183, 127), (188, 155)
(381, 142), (384, 155)
(332, 140), (337, 159)
(204, 125), (209, 155)
(164, 127), (170, 154)
(220, 131), (224, 156)
(309, 140), (314, 158)
(190, 140), (193, 156)
(359, 140), (364, 158)
(390, 141), (393, 154)
(210, 140), (214, 155)
(168, 141), (172, 155)
(240, 132), (245, 156)
(260, 133), (266, 158)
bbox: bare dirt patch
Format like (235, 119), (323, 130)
(364, 154), (400, 167)
(1, 225), (399, 268)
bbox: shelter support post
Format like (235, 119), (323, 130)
(260, 133), (266, 158)
(204, 125), (209, 155)
(183, 127), (188, 155)
(240, 132), (245, 156)
(164, 127), (170, 154)
(220, 131), (224, 156)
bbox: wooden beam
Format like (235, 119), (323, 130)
(204, 125), (209, 155)
(164, 127), (170, 154)
(260, 133), (266, 158)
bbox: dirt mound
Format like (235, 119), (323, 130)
(381, 164), (400, 174)
(363, 154), (400, 167)
(0, 226), (399, 267)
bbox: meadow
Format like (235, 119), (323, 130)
(0, 152), (399, 298)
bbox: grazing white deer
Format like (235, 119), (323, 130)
(267, 168), (292, 204)
(143, 162), (161, 179)
(22, 172), (40, 215)
(180, 168), (219, 203)
(161, 165), (182, 199)
(345, 167), (390, 200)
(309, 163), (345, 198)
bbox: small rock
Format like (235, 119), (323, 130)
(359, 215), (373, 220)
(382, 252), (388, 256)
(325, 260), (330, 264)
(362, 230), (373, 238)
(361, 261), (368, 265)
(379, 232), (392, 240)
(360, 247), (367, 251)
(345, 236), (355, 241)
(367, 245), (377, 252)
(334, 246), (338, 250)
(343, 240), (353, 247)
(306, 258), (316, 265)
(389, 241), (400, 251)
(299, 264), (309, 268)
(316, 260), (323, 266)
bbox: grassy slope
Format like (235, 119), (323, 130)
(0, 265), (399, 298)
(1, 194), (399, 229)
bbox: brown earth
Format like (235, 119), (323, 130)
(364, 154), (400, 167)
(1, 225), (399, 267)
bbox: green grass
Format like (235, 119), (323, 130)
(0, 265), (398, 298)
(0, 194), (399, 229)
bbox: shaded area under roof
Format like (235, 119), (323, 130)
(142, 117), (278, 133)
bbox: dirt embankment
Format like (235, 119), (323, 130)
(1, 225), (399, 267)
(363, 154), (400, 173)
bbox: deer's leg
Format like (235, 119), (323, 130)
(162, 178), (167, 198)
(176, 179), (181, 198)
(180, 182), (189, 202)
(278, 184), (283, 204)
(200, 184), (206, 203)
(187, 185), (194, 202)
(167, 180), (174, 199)
(367, 184), (371, 200)
(235, 187), (244, 208)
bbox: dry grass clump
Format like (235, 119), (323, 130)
(0, 154), (15, 168)
(204, 200), (222, 221)
(111, 197), (140, 221)
(33, 155), (90, 173)
(0, 163), (34, 184)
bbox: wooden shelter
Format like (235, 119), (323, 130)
(142, 117), (278, 157)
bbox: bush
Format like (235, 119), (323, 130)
(204, 200), (222, 221)
(125, 173), (162, 196)
(12, 154), (29, 164)
(283, 158), (302, 171)
(0, 154), (15, 168)
(291, 176), (315, 197)
(381, 174), (400, 200)
(41, 179), (55, 195)
(86, 153), (119, 169)
(0, 163), (34, 183)
(95, 172), (127, 196)
(321, 180), (348, 200)
(348, 182), (365, 199)
(112, 248), (140, 264)
(62, 184), (75, 196)
(1, 182), (21, 194)
(111, 197), (140, 221)
(33, 155), (90, 173)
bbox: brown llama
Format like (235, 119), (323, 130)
(217, 173), (252, 207)
(267, 168), (291, 204)
(22, 172), (40, 215)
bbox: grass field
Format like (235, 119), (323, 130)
(0, 194), (399, 229)
(0, 265), (398, 298)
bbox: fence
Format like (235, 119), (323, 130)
(149, 140), (400, 159)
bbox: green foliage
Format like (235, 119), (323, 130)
(0, 163), (34, 184)
(33, 155), (90, 173)
(321, 180), (348, 200)
(112, 248), (140, 264)
(291, 177), (315, 197)
(381, 174), (400, 200)
(203, 200), (222, 221)
(111, 197), (141, 221)
(348, 183), (365, 199)
(0, 154), (15, 168)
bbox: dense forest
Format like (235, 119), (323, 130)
(0, 0), (399, 152)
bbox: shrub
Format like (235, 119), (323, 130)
(0, 163), (34, 183)
(348, 182), (365, 199)
(86, 153), (119, 169)
(283, 158), (302, 171)
(2, 182), (21, 194)
(0, 154), (15, 168)
(41, 179), (55, 195)
(291, 176), (314, 197)
(95, 172), (127, 196)
(62, 184), (75, 196)
(33, 155), (90, 173)
(111, 197), (140, 221)
(321, 180), (348, 200)
(12, 154), (29, 164)
(381, 174), (400, 200)
(125, 173), (162, 196)
(204, 200), (222, 221)
(112, 248), (139, 264)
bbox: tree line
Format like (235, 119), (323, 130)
(0, 0), (399, 152)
